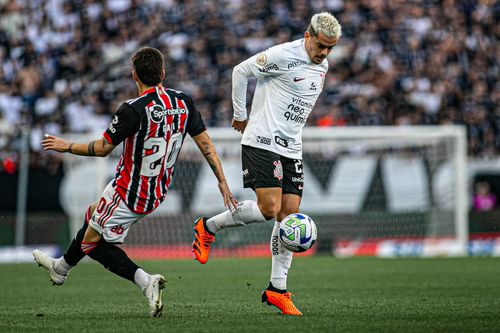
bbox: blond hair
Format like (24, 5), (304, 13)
(308, 12), (342, 39)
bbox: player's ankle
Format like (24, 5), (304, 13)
(54, 257), (72, 275)
(267, 282), (286, 294)
(134, 268), (151, 291)
(205, 218), (218, 235)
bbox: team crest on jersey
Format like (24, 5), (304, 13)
(148, 104), (167, 124)
(256, 53), (267, 66)
(273, 160), (283, 180)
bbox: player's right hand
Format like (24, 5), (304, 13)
(231, 119), (247, 134)
(41, 134), (71, 153)
(218, 180), (239, 212)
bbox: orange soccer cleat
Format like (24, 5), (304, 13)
(192, 217), (215, 264)
(261, 289), (303, 316)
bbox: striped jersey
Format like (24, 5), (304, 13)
(103, 86), (206, 214)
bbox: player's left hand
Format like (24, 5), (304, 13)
(218, 180), (238, 211)
(41, 134), (71, 153)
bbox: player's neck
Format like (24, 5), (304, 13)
(137, 84), (162, 95)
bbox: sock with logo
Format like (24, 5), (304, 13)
(269, 220), (293, 291)
(205, 200), (269, 234)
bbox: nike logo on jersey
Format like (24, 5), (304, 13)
(293, 77), (306, 82)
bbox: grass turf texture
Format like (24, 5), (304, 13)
(1, 257), (500, 332)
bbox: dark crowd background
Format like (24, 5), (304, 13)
(0, 0), (498, 176)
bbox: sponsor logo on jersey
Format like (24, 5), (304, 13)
(284, 111), (307, 123)
(149, 104), (186, 123)
(288, 60), (307, 69)
(273, 160), (283, 180)
(310, 82), (318, 90)
(256, 136), (271, 145)
(292, 176), (304, 182)
(256, 53), (267, 66)
(293, 77), (306, 82)
(275, 136), (289, 148)
(108, 115), (118, 133)
(243, 168), (249, 177)
(258, 63), (278, 73)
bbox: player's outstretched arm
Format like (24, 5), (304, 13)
(42, 134), (116, 157)
(192, 130), (238, 211)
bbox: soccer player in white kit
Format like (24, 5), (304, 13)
(192, 13), (341, 315)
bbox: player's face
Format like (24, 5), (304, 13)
(304, 31), (338, 64)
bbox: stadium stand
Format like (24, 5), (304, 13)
(0, 0), (498, 176)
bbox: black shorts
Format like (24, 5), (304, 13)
(241, 145), (304, 196)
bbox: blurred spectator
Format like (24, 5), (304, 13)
(0, 0), (499, 173)
(473, 181), (497, 212)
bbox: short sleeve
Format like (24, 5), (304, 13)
(184, 96), (206, 137)
(103, 103), (141, 145)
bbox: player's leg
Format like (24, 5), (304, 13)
(193, 145), (281, 264)
(269, 194), (301, 292)
(82, 184), (166, 317)
(262, 157), (304, 316)
(33, 204), (96, 285)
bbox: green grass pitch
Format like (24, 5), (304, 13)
(1, 257), (500, 332)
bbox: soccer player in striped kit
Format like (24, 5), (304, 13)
(33, 47), (238, 317)
(192, 13), (341, 315)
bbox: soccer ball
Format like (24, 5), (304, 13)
(279, 213), (317, 252)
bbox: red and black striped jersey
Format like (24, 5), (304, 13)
(103, 86), (206, 214)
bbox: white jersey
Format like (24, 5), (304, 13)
(232, 38), (328, 159)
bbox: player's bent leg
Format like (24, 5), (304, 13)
(192, 217), (215, 264)
(33, 204), (98, 286)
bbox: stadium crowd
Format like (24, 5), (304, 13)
(0, 0), (498, 174)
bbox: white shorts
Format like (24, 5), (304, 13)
(89, 181), (145, 243)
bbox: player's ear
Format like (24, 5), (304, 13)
(161, 69), (165, 81)
(132, 70), (138, 81)
(304, 31), (310, 40)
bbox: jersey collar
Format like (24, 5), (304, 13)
(141, 87), (158, 96)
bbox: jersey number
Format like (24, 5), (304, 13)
(140, 133), (183, 177)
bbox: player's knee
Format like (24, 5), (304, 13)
(258, 202), (281, 220)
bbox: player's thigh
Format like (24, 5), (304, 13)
(241, 145), (283, 190)
(89, 182), (144, 243)
(278, 193), (301, 221)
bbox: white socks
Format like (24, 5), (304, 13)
(205, 200), (268, 234)
(270, 221), (293, 291)
(205, 201), (293, 290)
(134, 268), (150, 291)
(54, 256), (73, 275)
